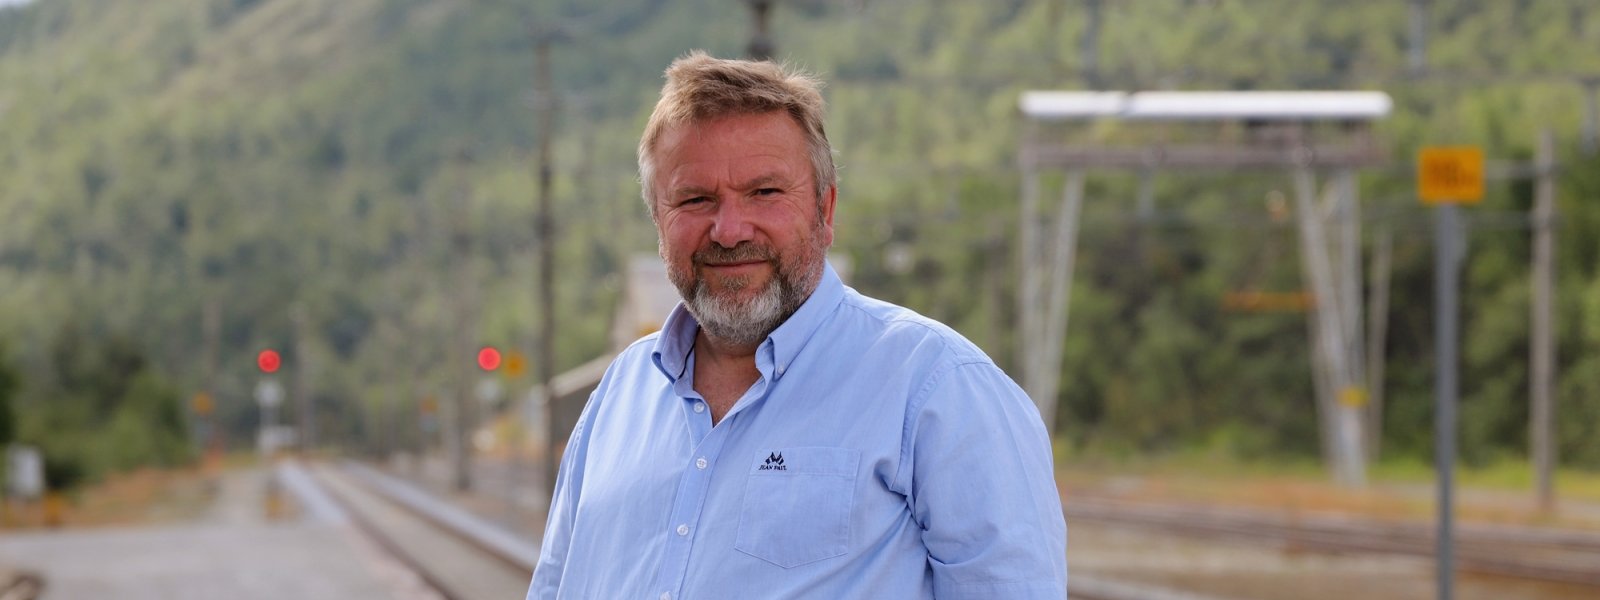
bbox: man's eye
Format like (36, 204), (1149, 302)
(755, 188), (780, 196)
(682, 196), (710, 205)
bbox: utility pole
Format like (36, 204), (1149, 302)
(1046, 0), (1065, 83)
(1081, 0), (1102, 88)
(1408, 0), (1428, 76)
(437, 146), (481, 492)
(1434, 201), (1462, 600)
(201, 296), (221, 457)
(448, 184), (477, 492)
(1365, 226), (1393, 462)
(1334, 169), (1369, 468)
(1037, 171), (1084, 430)
(1418, 144), (1483, 600)
(1016, 164), (1083, 432)
(291, 303), (314, 453)
(1293, 168), (1366, 487)
(1017, 168), (1041, 396)
(1531, 130), (1557, 514)
(534, 35), (561, 496)
(746, 0), (776, 61)
(1580, 79), (1598, 156)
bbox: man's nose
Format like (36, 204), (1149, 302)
(708, 197), (755, 248)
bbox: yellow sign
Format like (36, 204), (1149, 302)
(504, 351), (528, 378)
(1221, 290), (1313, 313)
(1338, 386), (1369, 408)
(1418, 146), (1484, 204)
(191, 392), (214, 416)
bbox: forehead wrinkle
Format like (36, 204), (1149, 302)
(656, 113), (810, 199)
(667, 156), (795, 192)
(734, 173), (785, 190)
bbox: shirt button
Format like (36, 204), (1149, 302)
(695, 457), (707, 470)
(676, 524), (689, 536)
(692, 401), (705, 413)
(660, 593), (671, 600)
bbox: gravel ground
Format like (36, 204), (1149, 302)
(0, 468), (436, 600)
(1067, 521), (1598, 600)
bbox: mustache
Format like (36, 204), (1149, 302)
(694, 242), (776, 265)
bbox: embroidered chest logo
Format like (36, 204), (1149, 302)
(759, 452), (787, 471)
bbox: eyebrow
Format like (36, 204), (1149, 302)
(667, 174), (791, 199)
(669, 185), (715, 199)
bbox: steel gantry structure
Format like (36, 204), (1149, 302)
(1017, 90), (1392, 486)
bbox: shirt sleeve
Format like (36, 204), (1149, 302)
(903, 361), (1068, 600)
(525, 395), (598, 600)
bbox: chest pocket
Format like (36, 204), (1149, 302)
(734, 446), (860, 568)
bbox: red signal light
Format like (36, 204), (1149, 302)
(257, 349), (281, 374)
(477, 346), (501, 371)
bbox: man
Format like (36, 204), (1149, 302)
(527, 51), (1067, 600)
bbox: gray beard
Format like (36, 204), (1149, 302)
(671, 241), (822, 348)
(685, 273), (791, 348)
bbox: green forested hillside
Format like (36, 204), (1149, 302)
(2, 0), (1598, 484)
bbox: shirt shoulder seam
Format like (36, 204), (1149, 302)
(837, 293), (987, 362)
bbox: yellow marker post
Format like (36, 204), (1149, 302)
(191, 392), (214, 416)
(1420, 145), (1481, 600)
(1418, 146), (1484, 205)
(1338, 386), (1368, 408)
(504, 351), (528, 378)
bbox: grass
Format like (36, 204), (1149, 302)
(0, 452), (241, 531)
(1055, 445), (1600, 529)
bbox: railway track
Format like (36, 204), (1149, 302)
(291, 461), (538, 600)
(295, 460), (1176, 600)
(1065, 495), (1600, 587)
(298, 459), (1598, 599)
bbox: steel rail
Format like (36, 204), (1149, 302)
(1066, 496), (1600, 587)
(305, 463), (534, 600)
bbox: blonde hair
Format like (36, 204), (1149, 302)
(638, 51), (835, 216)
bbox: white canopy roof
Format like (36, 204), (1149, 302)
(1021, 91), (1392, 121)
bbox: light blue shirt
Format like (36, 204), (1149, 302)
(528, 263), (1067, 600)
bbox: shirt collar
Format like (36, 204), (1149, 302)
(651, 261), (845, 384)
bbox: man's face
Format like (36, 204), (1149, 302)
(650, 111), (836, 346)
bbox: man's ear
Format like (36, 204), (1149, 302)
(820, 184), (838, 245)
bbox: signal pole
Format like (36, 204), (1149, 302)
(255, 350), (284, 459)
(746, 0), (775, 61)
(1581, 79), (1598, 155)
(533, 33), (561, 496)
(1082, 0), (1103, 88)
(291, 304), (313, 453)
(450, 183), (477, 492)
(1531, 130), (1556, 513)
(1409, 0), (1429, 75)
(1434, 200), (1461, 600)
(1418, 145), (1484, 600)
(200, 297), (222, 463)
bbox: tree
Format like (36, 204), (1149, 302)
(0, 342), (16, 447)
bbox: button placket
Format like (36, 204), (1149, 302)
(655, 414), (732, 598)
(657, 366), (772, 596)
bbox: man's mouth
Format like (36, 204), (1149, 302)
(700, 260), (770, 279)
(703, 259), (766, 268)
